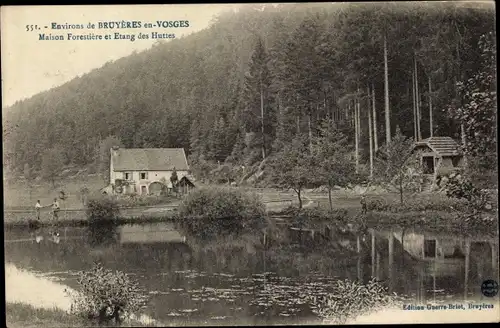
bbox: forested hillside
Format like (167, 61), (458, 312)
(3, 3), (496, 186)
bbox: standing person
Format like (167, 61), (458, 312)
(52, 198), (60, 220)
(35, 200), (42, 220)
(360, 195), (367, 214)
(50, 198), (61, 237)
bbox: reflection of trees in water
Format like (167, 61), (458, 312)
(186, 233), (262, 274)
(183, 231), (362, 277)
(5, 233), (91, 274)
(86, 222), (118, 246)
(117, 242), (192, 273)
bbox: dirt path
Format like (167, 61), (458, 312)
(302, 195), (315, 208)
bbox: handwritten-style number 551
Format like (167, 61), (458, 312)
(26, 25), (39, 31)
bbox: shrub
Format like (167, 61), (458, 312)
(85, 196), (120, 224)
(443, 173), (481, 201)
(115, 194), (176, 208)
(307, 278), (403, 324)
(179, 187), (265, 219)
(177, 187), (266, 237)
(441, 172), (493, 212)
(286, 207), (348, 224)
(66, 263), (148, 325)
(366, 195), (472, 213)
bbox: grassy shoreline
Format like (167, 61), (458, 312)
(3, 214), (178, 228)
(4, 208), (497, 239)
(6, 302), (159, 328)
(6, 303), (86, 328)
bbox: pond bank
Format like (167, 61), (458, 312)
(364, 211), (497, 237)
(6, 302), (87, 328)
(5, 263), (73, 312)
(4, 208), (497, 240)
(3, 213), (177, 228)
(5, 263), (159, 327)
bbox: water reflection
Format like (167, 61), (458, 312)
(369, 227), (498, 302)
(87, 222), (118, 246)
(120, 223), (186, 244)
(4, 221), (499, 324)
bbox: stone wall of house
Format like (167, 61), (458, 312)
(111, 170), (189, 194)
(436, 156), (463, 176)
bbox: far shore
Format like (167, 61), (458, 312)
(4, 209), (497, 240)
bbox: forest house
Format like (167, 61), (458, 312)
(108, 147), (192, 195)
(412, 136), (464, 184)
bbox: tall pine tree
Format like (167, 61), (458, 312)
(242, 36), (271, 161)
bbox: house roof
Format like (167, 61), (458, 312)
(414, 137), (462, 157)
(111, 148), (189, 171)
(179, 175), (195, 187)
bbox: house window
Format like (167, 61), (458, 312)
(422, 156), (435, 174)
(140, 172), (148, 180)
(452, 157), (461, 167)
(424, 239), (437, 258)
(123, 172), (132, 180)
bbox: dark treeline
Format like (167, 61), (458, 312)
(3, 3), (496, 181)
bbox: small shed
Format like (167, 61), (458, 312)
(178, 176), (195, 195)
(413, 137), (464, 182)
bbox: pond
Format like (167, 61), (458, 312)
(4, 220), (499, 325)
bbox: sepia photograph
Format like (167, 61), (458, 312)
(2, 2), (499, 326)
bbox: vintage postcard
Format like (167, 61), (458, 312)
(2, 2), (498, 326)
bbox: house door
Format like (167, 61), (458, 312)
(423, 156), (435, 174)
(424, 239), (437, 258)
(141, 185), (147, 195)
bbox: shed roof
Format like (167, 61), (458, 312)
(179, 175), (195, 187)
(414, 137), (462, 157)
(111, 148), (189, 171)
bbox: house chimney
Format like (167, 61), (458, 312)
(111, 145), (120, 156)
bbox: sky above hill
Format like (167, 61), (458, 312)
(1, 4), (243, 108)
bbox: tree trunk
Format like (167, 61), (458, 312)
(368, 86), (374, 179)
(98, 307), (109, 325)
(324, 88), (328, 120)
(401, 228), (406, 265)
(354, 96), (360, 174)
(372, 82), (378, 152)
(328, 185), (333, 211)
(308, 111), (313, 154)
(296, 189), (303, 209)
(384, 34), (391, 144)
(413, 70), (417, 140)
(331, 90), (335, 124)
(112, 306), (122, 326)
(414, 55), (421, 141)
(399, 176), (404, 204)
(455, 43), (467, 167)
(429, 76), (433, 137)
(357, 95), (361, 141)
(461, 123), (467, 167)
(348, 102), (351, 125)
(260, 82), (266, 160)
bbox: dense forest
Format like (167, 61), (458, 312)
(3, 2), (496, 187)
